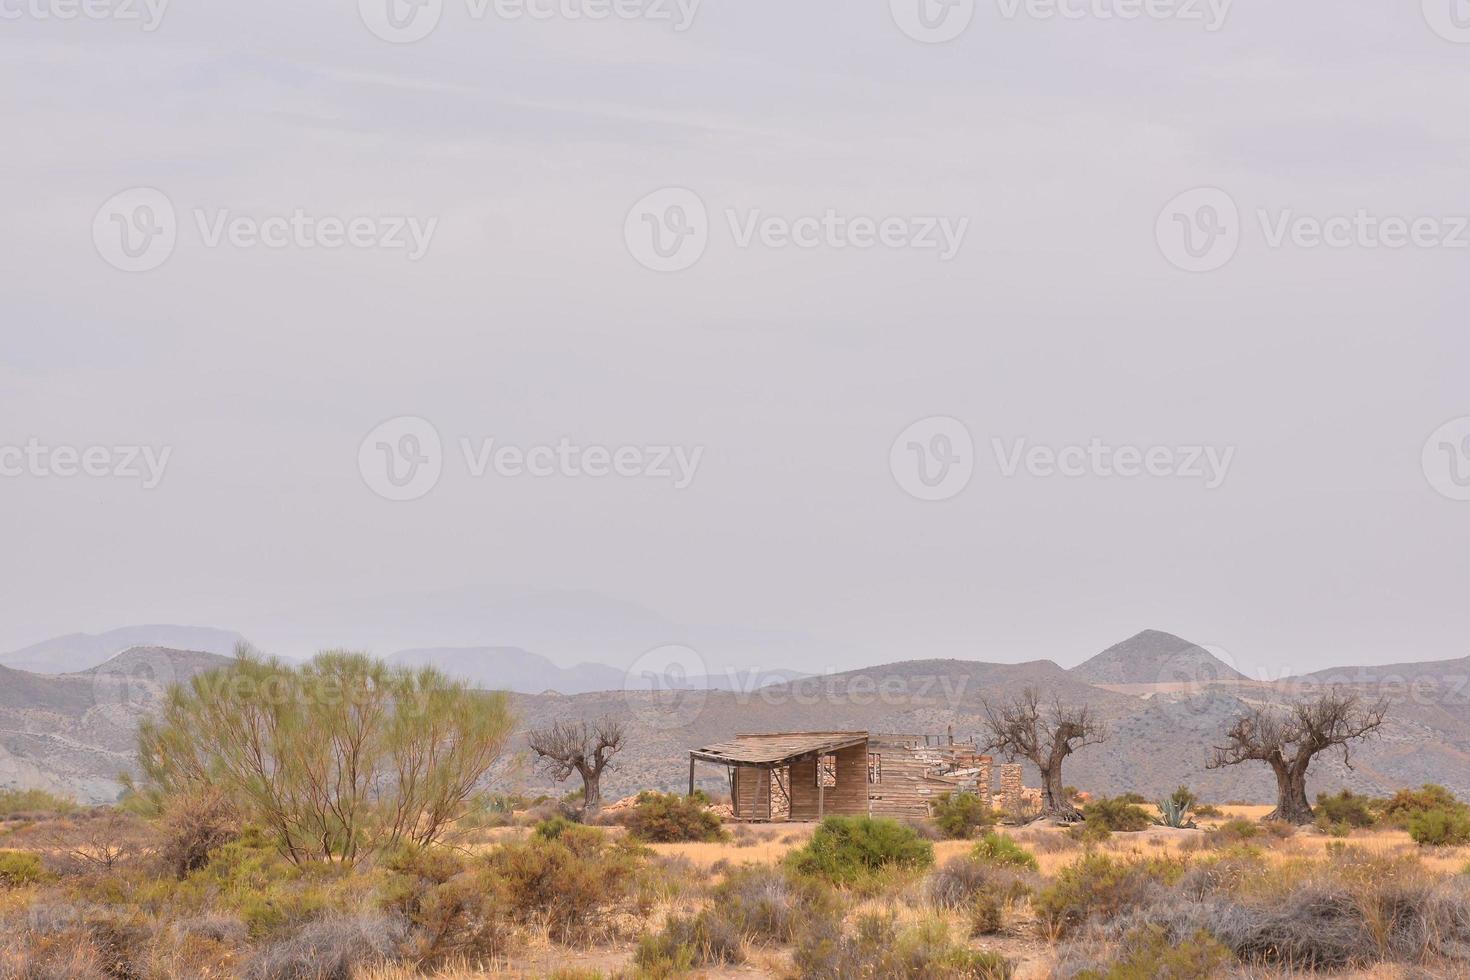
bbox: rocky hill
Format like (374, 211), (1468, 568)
(1069, 629), (1247, 686)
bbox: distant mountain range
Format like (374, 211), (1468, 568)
(5, 628), (1469, 807)
(0, 626), (246, 675)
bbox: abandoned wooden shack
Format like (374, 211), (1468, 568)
(687, 730), (992, 821)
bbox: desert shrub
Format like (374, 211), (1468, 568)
(482, 830), (642, 943)
(1069, 820), (1113, 846)
(0, 788), (77, 820)
(1408, 808), (1470, 847)
(1313, 790), (1376, 837)
(1082, 798), (1153, 833)
(972, 832), (1038, 871)
(926, 856), (1036, 910)
(903, 816), (945, 841)
(633, 910), (744, 975)
(623, 792), (725, 844)
(36, 809), (155, 876)
(932, 791), (995, 840)
(1066, 924), (1232, 979)
(969, 894), (1004, 936)
(1191, 803), (1224, 819)
(160, 786), (240, 878)
(1379, 784), (1465, 827)
(0, 928), (113, 980)
(792, 913), (1011, 979)
(380, 845), (508, 968)
(787, 816), (934, 885)
(535, 814), (594, 842)
(1207, 818), (1291, 847)
(0, 850), (45, 887)
(709, 865), (842, 943)
(241, 914), (406, 980)
(1035, 854), (1184, 938)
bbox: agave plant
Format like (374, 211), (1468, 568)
(1155, 798), (1198, 829)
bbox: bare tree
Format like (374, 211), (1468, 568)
(1207, 689), (1387, 825)
(980, 687), (1107, 823)
(526, 717), (626, 814)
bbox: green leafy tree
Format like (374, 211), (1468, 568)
(138, 647), (515, 865)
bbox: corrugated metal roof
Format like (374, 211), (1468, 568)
(689, 731), (870, 765)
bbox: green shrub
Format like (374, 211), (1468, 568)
(1034, 854), (1185, 938)
(971, 832), (1038, 871)
(0, 849), (44, 887)
(931, 791), (995, 840)
(1073, 925), (1232, 979)
(1408, 807), (1470, 847)
(709, 865), (842, 942)
(381, 845), (506, 968)
(1313, 790), (1376, 836)
(633, 910), (744, 975)
(482, 830), (643, 943)
(1082, 798), (1153, 832)
(1380, 784), (1465, 828)
(969, 894), (1003, 936)
(0, 788), (77, 818)
(1069, 820), (1113, 846)
(787, 816), (934, 885)
(623, 792), (726, 843)
(793, 913), (1010, 979)
(1168, 786), (1198, 811)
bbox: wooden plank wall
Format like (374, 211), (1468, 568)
(731, 764), (771, 819)
(868, 735), (948, 818)
(788, 744), (869, 820)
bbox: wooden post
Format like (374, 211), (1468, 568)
(817, 755), (825, 821)
(688, 755), (695, 797)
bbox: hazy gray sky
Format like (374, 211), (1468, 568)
(3, 1), (1468, 679)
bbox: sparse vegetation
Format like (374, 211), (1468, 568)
(622, 791), (726, 843)
(787, 815), (935, 885)
(932, 790), (996, 839)
(1082, 797), (1153, 833)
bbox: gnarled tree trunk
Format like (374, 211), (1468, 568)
(1040, 763), (1081, 823)
(1266, 758), (1313, 824)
